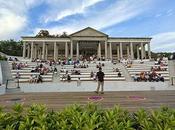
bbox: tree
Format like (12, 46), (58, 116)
(60, 32), (69, 38)
(36, 30), (50, 37)
(0, 40), (23, 56)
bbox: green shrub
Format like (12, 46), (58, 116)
(0, 55), (7, 61)
(0, 103), (174, 130)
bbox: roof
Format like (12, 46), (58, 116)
(109, 37), (152, 39)
(69, 27), (108, 37)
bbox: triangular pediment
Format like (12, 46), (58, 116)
(70, 27), (108, 37)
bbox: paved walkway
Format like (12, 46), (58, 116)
(1, 90), (175, 112)
(20, 81), (175, 92)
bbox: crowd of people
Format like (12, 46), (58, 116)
(8, 57), (19, 61)
(133, 70), (164, 82)
(29, 74), (43, 83)
(12, 61), (28, 70)
(155, 57), (168, 66)
(151, 66), (167, 71)
(31, 64), (50, 75)
(74, 64), (88, 68)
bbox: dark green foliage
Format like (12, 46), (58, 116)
(0, 40), (23, 56)
(0, 55), (7, 61)
(0, 103), (175, 130)
(35, 30), (69, 38)
(151, 52), (174, 59)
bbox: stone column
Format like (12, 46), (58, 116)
(34, 44), (37, 59)
(23, 42), (26, 58)
(45, 44), (48, 60)
(148, 43), (151, 60)
(130, 42), (134, 59)
(98, 42), (101, 59)
(42, 42), (45, 60)
(54, 42), (58, 61)
(127, 45), (130, 58)
(107, 43), (110, 58)
(70, 41), (73, 59)
(137, 45), (140, 59)
(39, 47), (42, 59)
(120, 42), (123, 59)
(143, 44), (146, 58)
(30, 42), (34, 60)
(65, 42), (68, 58)
(141, 42), (144, 60)
(109, 42), (112, 60)
(76, 42), (79, 60)
(105, 41), (108, 60)
(38, 49), (40, 59)
(117, 45), (120, 60)
(27, 44), (30, 58)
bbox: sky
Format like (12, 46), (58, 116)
(0, 0), (175, 52)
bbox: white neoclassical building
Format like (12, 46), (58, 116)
(22, 27), (152, 61)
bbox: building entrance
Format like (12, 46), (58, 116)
(80, 48), (97, 58)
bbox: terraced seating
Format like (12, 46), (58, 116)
(9, 61), (53, 83)
(126, 62), (170, 81)
(60, 63), (125, 81)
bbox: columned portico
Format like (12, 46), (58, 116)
(76, 42), (79, 60)
(54, 42), (58, 61)
(105, 41), (108, 60)
(34, 44), (37, 59)
(30, 42), (34, 59)
(23, 42), (26, 58)
(130, 42), (134, 59)
(136, 45), (140, 59)
(141, 42), (144, 60)
(42, 42), (45, 59)
(45, 44), (48, 60)
(27, 44), (30, 58)
(109, 42), (112, 60)
(148, 43), (151, 60)
(22, 27), (152, 61)
(127, 45), (130, 58)
(120, 42), (123, 59)
(143, 44), (146, 58)
(117, 45), (120, 60)
(65, 42), (68, 58)
(70, 41), (73, 59)
(97, 42), (101, 59)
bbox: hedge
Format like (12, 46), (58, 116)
(0, 103), (175, 130)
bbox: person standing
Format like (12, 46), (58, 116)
(95, 67), (105, 94)
(77, 77), (81, 86)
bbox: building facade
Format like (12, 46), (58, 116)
(22, 27), (152, 61)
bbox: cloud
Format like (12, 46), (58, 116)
(0, 8), (27, 39)
(36, 0), (152, 35)
(166, 9), (174, 16)
(151, 32), (175, 52)
(0, 0), (42, 40)
(42, 0), (104, 23)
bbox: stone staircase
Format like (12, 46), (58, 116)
(8, 60), (54, 83)
(59, 62), (126, 81)
(117, 63), (132, 82)
(125, 61), (170, 81)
